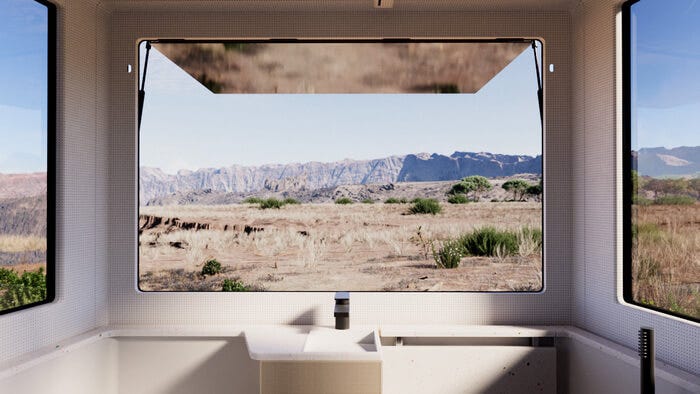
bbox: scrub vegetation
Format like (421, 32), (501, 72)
(139, 178), (543, 292)
(632, 172), (700, 319)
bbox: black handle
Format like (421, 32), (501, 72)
(639, 327), (655, 394)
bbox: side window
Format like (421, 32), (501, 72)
(0, 0), (55, 314)
(624, 0), (699, 321)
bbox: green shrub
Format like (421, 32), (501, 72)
(282, 198), (301, 205)
(384, 197), (408, 204)
(447, 194), (469, 204)
(201, 259), (222, 276)
(654, 195), (696, 206)
(243, 197), (263, 204)
(335, 197), (354, 205)
(448, 176), (493, 201)
(432, 240), (464, 269)
(459, 227), (518, 256)
(502, 179), (531, 201)
(222, 278), (250, 292)
(409, 198), (442, 215)
(260, 198), (284, 209)
(632, 195), (653, 206)
(361, 199), (375, 204)
(0, 268), (46, 310)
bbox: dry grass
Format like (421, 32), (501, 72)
(0, 235), (47, 253)
(632, 203), (700, 318)
(139, 202), (542, 291)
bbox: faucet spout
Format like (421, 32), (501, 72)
(334, 292), (350, 330)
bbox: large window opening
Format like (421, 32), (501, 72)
(138, 40), (543, 292)
(624, 0), (700, 321)
(0, 0), (55, 314)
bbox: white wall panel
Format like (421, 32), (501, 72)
(0, 0), (111, 364)
(571, 0), (700, 376)
(106, 5), (572, 328)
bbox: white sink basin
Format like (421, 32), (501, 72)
(303, 327), (379, 354)
(244, 326), (381, 361)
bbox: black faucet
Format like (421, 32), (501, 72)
(334, 292), (350, 330)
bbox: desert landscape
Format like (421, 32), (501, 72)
(139, 176), (544, 292)
(0, 173), (48, 312)
(631, 163), (700, 319)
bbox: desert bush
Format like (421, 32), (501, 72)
(282, 198), (301, 205)
(201, 259), (222, 276)
(384, 197), (408, 204)
(448, 176), (493, 201)
(459, 227), (518, 257)
(0, 268), (46, 310)
(409, 198), (442, 215)
(335, 197), (354, 205)
(447, 194), (469, 204)
(242, 197), (263, 204)
(632, 195), (654, 206)
(260, 198), (284, 209)
(432, 240), (464, 269)
(361, 199), (375, 204)
(517, 227), (543, 256)
(654, 195), (695, 206)
(526, 183), (543, 199)
(502, 179), (531, 201)
(222, 278), (250, 292)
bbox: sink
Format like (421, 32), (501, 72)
(303, 327), (379, 354)
(243, 326), (381, 361)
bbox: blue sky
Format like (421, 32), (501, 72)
(140, 43), (544, 173)
(0, 0), (48, 174)
(631, 0), (700, 151)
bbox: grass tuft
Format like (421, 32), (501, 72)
(409, 198), (442, 215)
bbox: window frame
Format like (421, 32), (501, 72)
(136, 38), (546, 293)
(0, 0), (57, 315)
(621, 0), (699, 323)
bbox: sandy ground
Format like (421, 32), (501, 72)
(139, 202), (542, 292)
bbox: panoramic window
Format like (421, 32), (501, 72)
(624, 0), (700, 321)
(0, 0), (55, 314)
(138, 41), (543, 292)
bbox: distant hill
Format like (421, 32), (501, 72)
(633, 146), (700, 178)
(140, 151), (542, 202)
(0, 173), (47, 199)
(0, 195), (46, 236)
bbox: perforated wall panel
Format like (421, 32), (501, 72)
(0, 0), (111, 364)
(571, 0), (700, 376)
(106, 5), (572, 328)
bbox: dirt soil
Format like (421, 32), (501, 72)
(139, 202), (542, 292)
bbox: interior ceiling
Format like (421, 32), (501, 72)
(99, 0), (582, 12)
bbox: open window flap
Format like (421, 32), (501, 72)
(152, 42), (529, 94)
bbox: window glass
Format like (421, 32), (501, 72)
(138, 41), (543, 292)
(626, 0), (700, 320)
(0, 0), (54, 313)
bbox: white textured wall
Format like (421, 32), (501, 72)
(571, 0), (700, 376)
(106, 4), (572, 328)
(0, 0), (110, 365)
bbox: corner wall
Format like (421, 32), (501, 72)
(0, 0), (111, 364)
(571, 0), (700, 376)
(107, 5), (572, 328)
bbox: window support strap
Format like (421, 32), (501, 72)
(138, 41), (152, 131)
(531, 41), (543, 127)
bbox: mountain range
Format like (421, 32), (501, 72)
(139, 151), (542, 203)
(632, 146), (700, 177)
